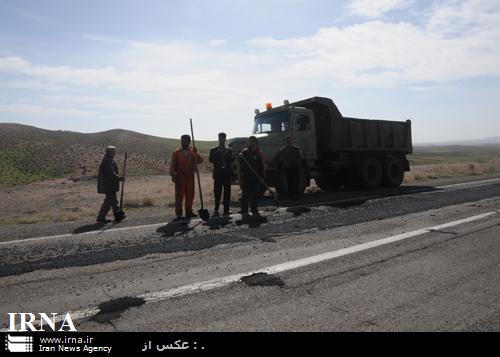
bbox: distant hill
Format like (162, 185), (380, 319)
(0, 123), (215, 186)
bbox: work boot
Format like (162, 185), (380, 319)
(114, 212), (126, 222)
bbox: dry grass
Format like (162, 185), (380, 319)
(404, 158), (500, 184)
(0, 173), (235, 225)
(124, 197), (156, 208)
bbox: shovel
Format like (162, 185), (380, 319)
(190, 118), (210, 221)
(239, 153), (280, 207)
(118, 152), (128, 220)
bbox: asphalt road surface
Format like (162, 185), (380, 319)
(1, 178), (499, 331)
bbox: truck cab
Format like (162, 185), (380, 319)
(252, 104), (317, 170)
(228, 96), (412, 197)
(228, 101), (316, 193)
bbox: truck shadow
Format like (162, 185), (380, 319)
(258, 185), (443, 210)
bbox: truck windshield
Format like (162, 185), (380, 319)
(253, 111), (290, 134)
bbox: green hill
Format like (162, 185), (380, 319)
(0, 123), (215, 186)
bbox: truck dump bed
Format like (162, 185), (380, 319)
(291, 97), (412, 154)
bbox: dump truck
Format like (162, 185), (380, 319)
(228, 96), (412, 197)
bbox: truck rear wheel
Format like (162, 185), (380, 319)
(358, 157), (383, 189)
(383, 156), (404, 187)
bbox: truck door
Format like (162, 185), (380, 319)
(292, 112), (317, 161)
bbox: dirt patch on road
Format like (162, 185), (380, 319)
(93, 296), (146, 323)
(241, 273), (285, 288)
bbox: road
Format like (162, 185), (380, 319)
(1, 178), (499, 331)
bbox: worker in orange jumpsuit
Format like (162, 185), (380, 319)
(169, 134), (203, 220)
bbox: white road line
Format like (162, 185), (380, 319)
(140, 211), (498, 304)
(1, 209), (494, 330)
(1, 177), (499, 246)
(0, 222), (166, 246)
(437, 177), (500, 189)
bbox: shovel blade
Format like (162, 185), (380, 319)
(198, 208), (210, 221)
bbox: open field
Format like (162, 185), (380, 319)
(405, 145), (500, 183)
(410, 145), (500, 165)
(2, 162), (500, 226)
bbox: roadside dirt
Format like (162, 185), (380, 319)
(0, 173), (239, 225)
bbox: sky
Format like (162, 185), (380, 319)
(0, 0), (499, 143)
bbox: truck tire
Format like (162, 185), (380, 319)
(358, 157), (383, 189)
(383, 156), (404, 187)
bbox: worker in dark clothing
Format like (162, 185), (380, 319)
(237, 136), (265, 215)
(97, 146), (125, 222)
(209, 132), (234, 216)
(275, 135), (304, 200)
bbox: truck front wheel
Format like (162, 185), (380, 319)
(383, 156), (404, 187)
(358, 157), (383, 189)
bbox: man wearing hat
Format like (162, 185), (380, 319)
(97, 146), (125, 222)
(209, 132), (234, 216)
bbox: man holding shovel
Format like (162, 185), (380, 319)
(96, 146), (125, 223)
(170, 134), (203, 220)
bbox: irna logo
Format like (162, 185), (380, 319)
(6, 313), (77, 332)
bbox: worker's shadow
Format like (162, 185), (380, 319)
(72, 222), (109, 234)
(156, 219), (195, 238)
(235, 213), (268, 228)
(286, 207), (311, 216)
(203, 216), (233, 230)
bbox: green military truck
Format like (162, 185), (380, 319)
(229, 96), (412, 197)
